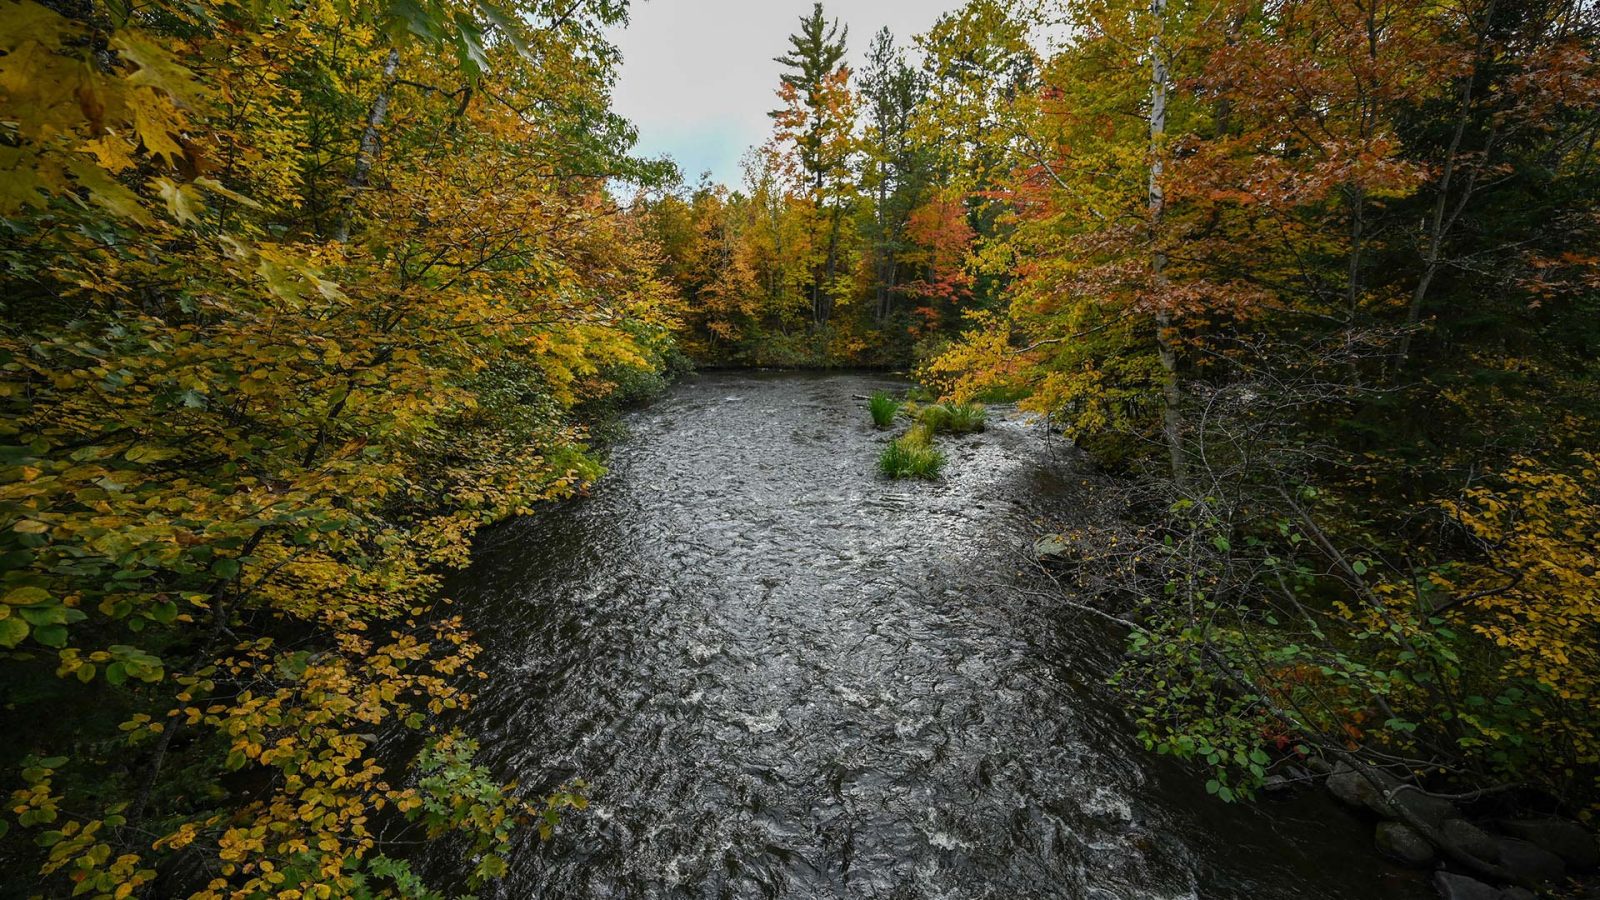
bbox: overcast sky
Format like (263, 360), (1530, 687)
(607, 0), (968, 188)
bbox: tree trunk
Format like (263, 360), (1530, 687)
(1345, 184), (1366, 315)
(335, 47), (400, 244)
(1393, 0), (1496, 374)
(1148, 0), (1187, 488)
(821, 203), (842, 326)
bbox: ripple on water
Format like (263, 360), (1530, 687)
(427, 371), (1428, 900)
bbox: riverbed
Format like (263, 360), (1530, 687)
(430, 371), (1425, 899)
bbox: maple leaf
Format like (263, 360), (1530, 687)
(112, 32), (212, 107)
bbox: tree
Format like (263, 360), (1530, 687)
(0, 0), (677, 895)
(770, 2), (857, 327)
(924, 0), (1600, 823)
(859, 27), (931, 324)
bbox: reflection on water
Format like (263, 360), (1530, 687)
(428, 371), (1423, 899)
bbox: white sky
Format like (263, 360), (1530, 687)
(607, 0), (969, 187)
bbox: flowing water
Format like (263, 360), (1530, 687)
(432, 371), (1425, 899)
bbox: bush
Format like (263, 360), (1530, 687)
(919, 401), (987, 434)
(879, 433), (946, 480)
(868, 392), (902, 428)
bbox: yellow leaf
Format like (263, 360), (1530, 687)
(0, 146), (49, 214)
(129, 87), (187, 166)
(67, 157), (154, 226)
(153, 176), (205, 225)
(193, 176), (262, 210)
(0, 0), (77, 53)
(111, 31), (210, 107)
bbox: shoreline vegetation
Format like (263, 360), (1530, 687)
(1, 0), (1597, 898)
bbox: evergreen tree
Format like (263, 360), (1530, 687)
(771, 2), (857, 326)
(860, 27), (931, 324)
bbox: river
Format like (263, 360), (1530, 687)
(429, 371), (1425, 899)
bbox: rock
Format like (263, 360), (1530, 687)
(1432, 872), (1502, 900)
(1440, 818), (1502, 863)
(1491, 836), (1566, 884)
(1380, 785), (1460, 829)
(1497, 818), (1599, 870)
(1328, 760), (1392, 809)
(1376, 821), (1436, 866)
(1499, 889), (1536, 900)
(1261, 765), (1309, 794)
(1326, 762), (1458, 826)
(1033, 533), (1071, 561)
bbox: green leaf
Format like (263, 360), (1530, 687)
(0, 617), (27, 648)
(475, 0), (532, 59)
(32, 624), (67, 648)
(3, 586), (50, 606)
(452, 14), (489, 77)
(19, 604), (67, 626)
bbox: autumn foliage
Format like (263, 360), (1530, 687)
(899, 0), (1600, 810)
(3, 0), (1600, 893)
(1, 0), (675, 895)
(633, 0), (1600, 815)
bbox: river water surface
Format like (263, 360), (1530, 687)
(435, 371), (1424, 899)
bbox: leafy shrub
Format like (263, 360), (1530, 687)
(868, 392), (902, 428)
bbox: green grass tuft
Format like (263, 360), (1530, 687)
(879, 433), (946, 480)
(868, 391), (902, 429)
(918, 401), (987, 434)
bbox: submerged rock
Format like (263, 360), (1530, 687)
(1376, 821), (1435, 866)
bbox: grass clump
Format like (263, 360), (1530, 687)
(918, 401), (987, 435)
(868, 391), (902, 428)
(879, 428), (946, 480)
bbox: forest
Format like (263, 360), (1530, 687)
(0, 0), (1597, 897)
